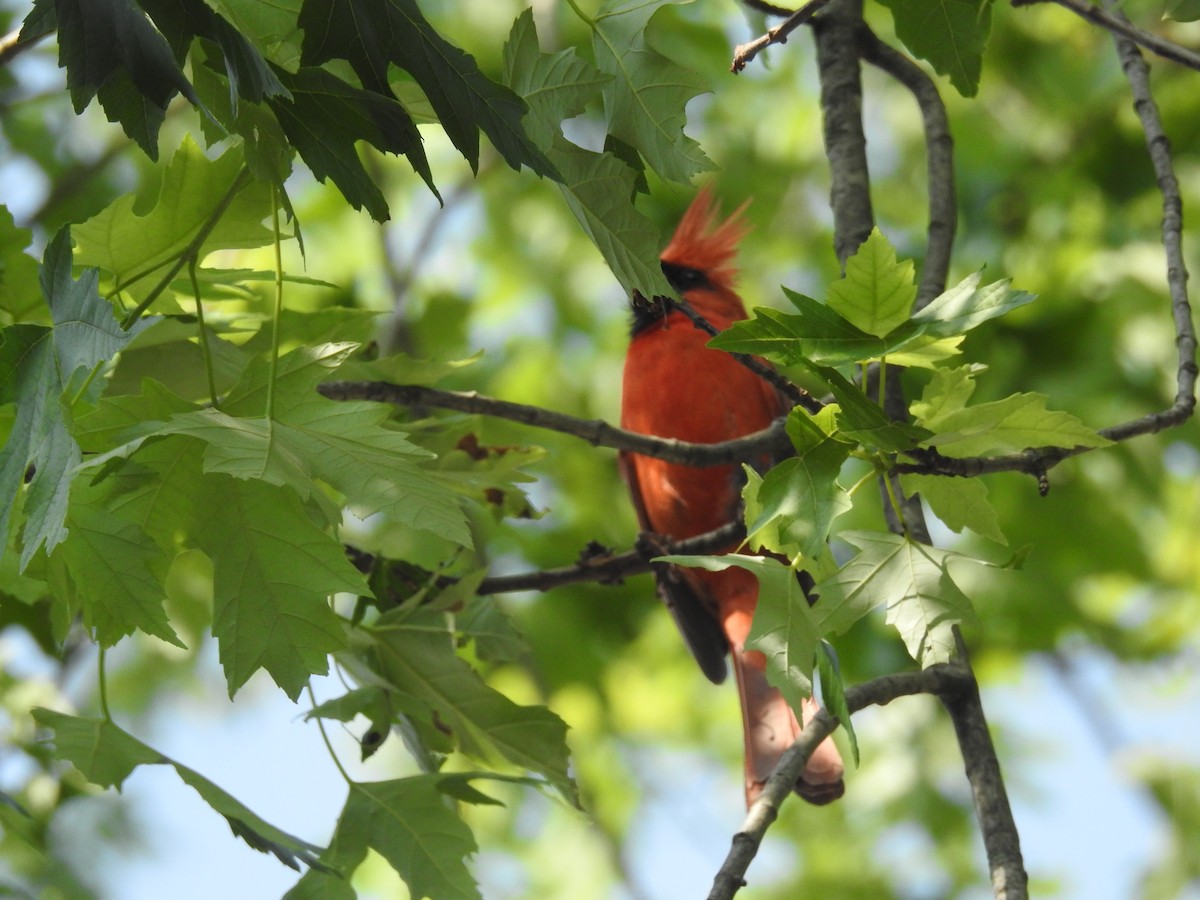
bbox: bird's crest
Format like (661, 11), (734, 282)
(659, 185), (751, 289)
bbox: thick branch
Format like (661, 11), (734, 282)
(810, 5), (1027, 897)
(1012, 0), (1200, 74)
(708, 662), (977, 900)
(813, 0), (875, 266)
(858, 27), (957, 307)
(317, 381), (793, 466)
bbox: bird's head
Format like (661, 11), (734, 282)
(658, 185), (751, 320)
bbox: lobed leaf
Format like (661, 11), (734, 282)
(33, 709), (324, 869)
(73, 138), (275, 305)
(0, 231), (151, 569)
(814, 531), (978, 666)
(914, 366), (1112, 456)
(298, 0), (556, 181)
(878, 0), (995, 97)
(371, 614), (576, 804)
(826, 228), (917, 338)
(589, 0), (714, 183)
(503, 11), (671, 298)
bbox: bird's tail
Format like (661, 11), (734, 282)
(732, 645), (846, 806)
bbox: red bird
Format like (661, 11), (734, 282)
(619, 187), (845, 807)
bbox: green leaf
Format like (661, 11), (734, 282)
(902, 473), (1007, 544)
(826, 229), (917, 338)
(55, 490), (184, 647)
(913, 366), (1112, 456)
(1167, 0), (1200, 20)
(808, 365), (931, 453)
(589, 0), (714, 183)
(709, 290), (926, 367)
(503, 9), (611, 150)
(157, 409), (313, 491)
(457, 594), (529, 663)
(291, 776), (480, 900)
(73, 138), (275, 305)
(75, 377), (201, 453)
(105, 430), (364, 696)
(0, 206), (40, 323)
(878, 0), (995, 97)
(814, 531), (978, 666)
(911, 271), (1036, 338)
(657, 554), (822, 714)
(502, 11), (670, 298)
(267, 65), (436, 220)
(213, 344), (471, 546)
(744, 409), (851, 560)
(0, 230), (151, 569)
(198, 476), (364, 698)
(816, 641), (858, 765)
(551, 147), (674, 298)
(371, 617), (576, 803)
(33, 709), (325, 869)
(298, 0), (556, 181)
(31, 708), (163, 789)
(35, 0), (201, 157)
(193, 43), (295, 184)
(204, 0), (305, 71)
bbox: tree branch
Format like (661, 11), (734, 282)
(1106, 1), (1198, 428)
(811, 6), (1028, 897)
(708, 661), (978, 899)
(732, 0), (836, 72)
(813, 1), (875, 265)
(0, 26), (44, 67)
(1012, 0), (1200, 74)
(857, 26), (957, 307)
(316, 381), (794, 466)
(672, 298), (824, 413)
(894, 17), (1196, 485)
(475, 522), (746, 595)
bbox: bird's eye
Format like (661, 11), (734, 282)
(661, 262), (709, 293)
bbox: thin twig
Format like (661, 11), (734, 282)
(1012, 0), (1200, 74)
(477, 523), (744, 595)
(672, 298), (823, 413)
(708, 661), (976, 899)
(732, 0), (836, 72)
(316, 381), (794, 466)
(1106, 1), (1197, 427)
(889, 19), (1197, 490)
(0, 26), (43, 66)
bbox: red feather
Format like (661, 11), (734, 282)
(620, 187), (845, 807)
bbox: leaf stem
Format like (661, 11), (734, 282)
(266, 183), (284, 421)
(97, 647), (112, 721)
(562, 0), (594, 25)
(307, 685), (353, 785)
(119, 166), (253, 329)
(846, 466), (878, 497)
(67, 360), (105, 408)
(880, 468), (909, 538)
(190, 258), (221, 410)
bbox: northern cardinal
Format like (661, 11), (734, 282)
(619, 187), (845, 807)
